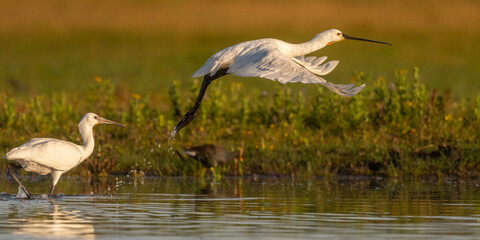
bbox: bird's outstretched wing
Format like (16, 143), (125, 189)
(6, 138), (82, 172)
(292, 56), (339, 76)
(228, 46), (364, 97)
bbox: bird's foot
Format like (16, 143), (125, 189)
(16, 186), (34, 199)
(174, 111), (198, 133)
(21, 186), (33, 199)
(8, 167), (34, 199)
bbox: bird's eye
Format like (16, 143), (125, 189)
(337, 32), (341, 36)
(94, 116), (98, 119)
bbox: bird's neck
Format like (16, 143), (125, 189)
(289, 34), (330, 57)
(78, 123), (95, 161)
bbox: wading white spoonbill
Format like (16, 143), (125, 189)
(172, 29), (391, 134)
(2, 113), (125, 199)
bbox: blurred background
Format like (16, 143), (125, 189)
(0, 0), (479, 97)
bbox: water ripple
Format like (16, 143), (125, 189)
(1, 177), (480, 239)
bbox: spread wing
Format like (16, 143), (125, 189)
(292, 56), (339, 76)
(6, 138), (82, 171)
(228, 47), (364, 97)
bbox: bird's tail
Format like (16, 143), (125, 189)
(322, 83), (365, 97)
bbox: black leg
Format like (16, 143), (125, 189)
(48, 184), (56, 198)
(7, 166), (34, 199)
(173, 68), (229, 132)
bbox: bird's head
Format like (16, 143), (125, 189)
(79, 112), (126, 128)
(321, 29), (392, 46)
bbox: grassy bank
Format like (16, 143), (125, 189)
(2, 68), (480, 178)
(1, 0), (480, 178)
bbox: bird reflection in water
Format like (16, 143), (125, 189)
(10, 200), (95, 239)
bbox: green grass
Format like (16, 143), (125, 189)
(2, 68), (480, 178)
(1, 30), (479, 96)
(1, 0), (480, 178)
(1, 0), (479, 96)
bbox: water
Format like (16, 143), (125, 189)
(1, 176), (480, 239)
(168, 127), (177, 153)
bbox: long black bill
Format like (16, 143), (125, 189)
(342, 33), (392, 46)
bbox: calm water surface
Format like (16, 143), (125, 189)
(1, 176), (480, 239)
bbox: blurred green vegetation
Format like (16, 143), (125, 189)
(0, 0), (479, 96)
(1, 0), (480, 178)
(1, 30), (479, 97)
(2, 68), (480, 177)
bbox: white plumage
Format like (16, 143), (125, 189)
(7, 138), (83, 174)
(3, 112), (125, 199)
(173, 29), (391, 133)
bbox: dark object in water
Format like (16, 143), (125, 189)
(177, 144), (240, 168)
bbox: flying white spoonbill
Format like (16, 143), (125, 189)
(172, 29), (391, 134)
(2, 113), (125, 199)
